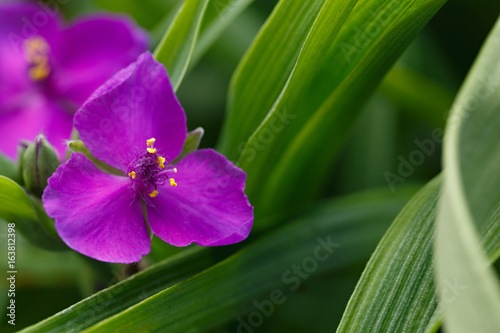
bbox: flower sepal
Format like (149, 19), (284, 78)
(22, 135), (60, 197)
(172, 127), (204, 164)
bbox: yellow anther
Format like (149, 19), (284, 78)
(170, 178), (177, 187)
(147, 148), (157, 154)
(173, 168), (177, 173)
(147, 138), (156, 147)
(157, 156), (166, 169)
(128, 171), (136, 179)
(148, 190), (158, 198)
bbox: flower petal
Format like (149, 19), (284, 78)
(75, 51), (187, 171)
(52, 14), (149, 105)
(0, 99), (72, 159)
(146, 149), (254, 247)
(43, 153), (150, 263)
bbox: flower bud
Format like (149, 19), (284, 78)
(16, 141), (29, 186)
(22, 135), (60, 197)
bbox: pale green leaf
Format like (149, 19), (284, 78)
(435, 14), (500, 333)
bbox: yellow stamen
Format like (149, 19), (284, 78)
(148, 190), (158, 198)
(23, 36), (51, 81)
(173, 168), (177, 173)
(29, 63), (50, 81)
(128, 171), (136, 179)
(157, 156), (166, 169)
(170, 178), (177, 187)
(147, 148), (157, 154)
(147, 138), (156, 147)
(24, 37), (49, 58)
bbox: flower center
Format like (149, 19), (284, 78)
(23, 36), (51, 81)
(127, 138), (177, 198)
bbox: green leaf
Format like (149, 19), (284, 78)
(68, 140), (123, 176)
(435, 14), (500, 333)
(153, 0), (210, 91)
(0, 176), (65, 251)
(172, 127), (204, 164)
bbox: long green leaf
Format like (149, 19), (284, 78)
(80, 188), (414, 332)
(435, 14), (500, 333)
(237, 0), (446, 224)
(19, 247), (217, 333)
(337, 175), (500, 333)
(154, 0), (210, 91)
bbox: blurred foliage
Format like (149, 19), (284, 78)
(3, 0), (500, 331)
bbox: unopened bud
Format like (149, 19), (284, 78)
(22, 135), (60, 197)
(16, 141), (29, 186)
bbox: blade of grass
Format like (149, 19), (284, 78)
(217, 0), (327, 159)
(153, 0), (210, 91)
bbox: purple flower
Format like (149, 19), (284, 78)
(0, 2), (148, 159)
(42, 52), (254, 263)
